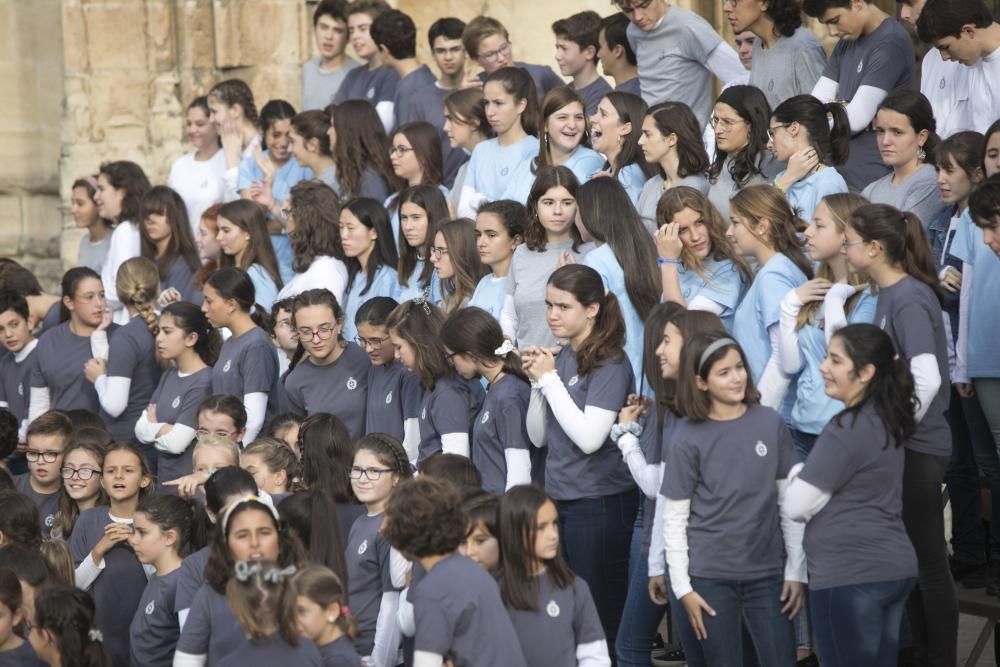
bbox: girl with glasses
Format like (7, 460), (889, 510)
(430, 219), (487, 314)
(339, 197), (399, 343)
(346, 433), (413, 666)
(52, 441), (107, 541)
(285, 289), (371, 440)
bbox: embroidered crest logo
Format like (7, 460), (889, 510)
(755, 441), (768, 457)
(857, 60), (864, 74)
(223, 359), (232, 373)
(568, 376), (579, 387)
(768, 80), (775, 91)
(385, 390), (393, 404)
(481, 411), (490, 424)
(44, 514), (54, 527)
(347, 377), (358, 391)
(880, 316), (887, 330)
(172, 396), (181, 409)
(421, 407), (427, 420)
(500, 167), (509, 176)
(146, 601), (155, 615)
(358, 539), (368, 555)
(17, 383), (22, 396)
(367, 87), (375, 99)
(939, 77), (946, 90)
(546, 600), (560, 617)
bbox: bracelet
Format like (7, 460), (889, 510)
(610, 421), (643, 443)
(657, 257), (682, 266)
(774, 179), (788, 194)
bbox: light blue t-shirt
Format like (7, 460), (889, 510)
(791, 290), (877, 434)
(584, 244), (644, 390)
(616, 163), (647, 205)
(733, 253), (808, 416)
(343, 265), (399, 343)
(782, 167), (848, 223)
(397, 260), (442, 304)
(677, 256), (748, 332)
(951, 209), (1000, 377)
(247, 263), (279, 311)
(500, 147), (605, 204)
(386, 184), (450, 250)
(237, 152), (313, 284)
(461, 137), (539, 213)
(468, 274), (508, 321)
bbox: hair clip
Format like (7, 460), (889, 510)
(88, 629), (104, 643)
(412, 293), (432, 316)
(494, 339), (515, 357)
(234, 560), (297, 583)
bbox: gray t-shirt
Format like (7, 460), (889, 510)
(176, 583), (245, 664)
(211, 326), (278, 399)
(13, 473), (58, 538)
(472, 374), (531, 495)
(662, 404), (795, 580)
(393, 65), (438, 127)
(417, 376), (485, 464)
(637, 173), (710, 233)
(798, 404), (918, 590)
(78, 231), (111, 274)
(572, 78), (613, 117)
(861, 164), (951, 233)
(151, 367), (213, 483)
(129, 568), (183, 667)
(504, 574), (605, 667)
(103, 315), (163, 443)
(334, 65), (400, 106)
(30, 320), (113, 414)
(303, 56), (361, 111)
(708, 156), (772, 221)
(358, 166), (391, 201)
(412, 554), (528, 667)
(0, 640), (45, 666)
(874, 275), (950, 457)
(0, 345), (36, 423)
(175, 546), (210, 613)
(346, 512), (395, 656)
(164, 257), (202, 305)
(626, 7), (725, 126)
(823, 18), (916, 192)
(507, 241), (589, 349)
(614, 78), (642, 97)
(318, 636), (362, 667)
(217, 633), (322, 667)
(69, 507), (149, 667)
(749, 28), (827, 109)
(285, 342), (370, 440)
(545, 347), (636, 501)
(366, 361), (423, 443)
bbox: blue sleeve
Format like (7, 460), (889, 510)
(757, 268), (801, 329)
(696, 263), (744, 314)
(237, 154), (261, 192)
(950, 213), (977, 266)
(583, 361), (632, 412)
(848, 291), (878, 325)
(568, 153), (605, 185)
(582, 252), (613, 291)
(247, 264), (278, 311)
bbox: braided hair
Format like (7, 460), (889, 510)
(115, 257), (160, 337)
(33, 585), (112, 667)
(208, 79), (259, 125)
(354, 432), (413, 483)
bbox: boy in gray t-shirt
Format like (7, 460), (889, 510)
(616, 0), (746, 126)
(301, 1), (359, 111)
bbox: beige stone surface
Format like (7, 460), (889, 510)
(0, 0), (897, 290)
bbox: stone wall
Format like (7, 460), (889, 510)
(1, 0), (897, 289)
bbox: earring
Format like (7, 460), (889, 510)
(544, 132), (550, 149)
(917, 146), (926, 162)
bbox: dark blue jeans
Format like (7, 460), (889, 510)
(690, 574), (797, 667)
(558, 490), (638, 651)
(615, 502), (666, 667)
(810, 578), (916, 667)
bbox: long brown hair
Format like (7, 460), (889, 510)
(536, 87), (590, 169)
(655, 186), (753, 284)
(226, 559), (299, 644)
(331, 100), (403, 196)
(390, 122), (444, 186)
(645, 101), (710, 179)
(440, 306), (528, 382)
(729, 185), (813, 279)
(396, 185), (450, 290)
(291, 565), (359, 639)
(483, 67), (540, 136)
(288, 180), (343, 273)
(138, 186), (201, 280)
(216, 200), (283, 288)
(435, 219), (487, 314)
(55, 441), (109, 540)
(547, 265), (625, 375)
(385, 299), (452, 390)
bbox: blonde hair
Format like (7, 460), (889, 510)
(193, 435), (240, 468)
(116, 257), (160, 336)
(39, 540), (75, 586)
(226, 560), (299, 644)
(241, 437), (300, 492)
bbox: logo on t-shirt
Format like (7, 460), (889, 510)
(421, 407), (427, 420)
(223, 359), (232, 373)
(17, 383), (22, 396)
(857, 60), (864, 74)
(568, 375), (579, 387)
(481, 411), (490, 424)
(501, 167), (509, 177)
(768, 80), (775, 91)
(879, 316), (887, 330)
(347, 377), (358, 391)
(939, 77), (946, 90)
(755, 441), (768, 457)
(44, 513), (54, 528)
(546, 600), (560, 617)
(146, 600), (155, 615)
(367, 87), (375, 99)
(172, 396), (181, 409)
(358, 539), (369, 555)
(385, 390), (393, 404)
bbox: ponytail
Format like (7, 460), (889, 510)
(277, 489), (348, 588)
(135, 494), (198, 557)
(849, 204), (941, 301)
(900, 211), (943, 299)
(771, 95), (850, 167)
(826, 102), (850, 166)
(440, 307), (528, 382)
(483, 67), (540, 136)
(547, 265), (625, 375)
(161, 302), (222, 366)
(33, 586), (112, 667)
(291, 564), (359, 640)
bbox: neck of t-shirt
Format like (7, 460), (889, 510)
(499, 125), (529, 147)
(419, 552), (452, 573)
(14, 337), (38, 363)
(319, 53), (349, 72)
(754, 20), (780, 49)
(708, 400), (748, 421)
(572, 66), (601, 90)
(395, 59), (422, 79)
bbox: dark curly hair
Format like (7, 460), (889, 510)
(382, 477), (466, 558)
(763, 0), (803, 38)
(708, 85), (771, 188)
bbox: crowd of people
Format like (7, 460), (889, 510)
(1, 0), (1000, 665)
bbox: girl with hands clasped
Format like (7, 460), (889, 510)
(68, 443), (155, 667)
(523, 264), (637, 652)
(661, 334), (804, 666)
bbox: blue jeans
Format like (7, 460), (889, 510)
(690, 574), (797, 667)
(810, 578), (916, 667)
(558, 490), (638, 651)
(615, 502), (666, 667)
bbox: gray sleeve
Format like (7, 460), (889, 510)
(571, 578), (606, 645)
(241, 344), (278, 394)
(858, 32), (915, 92)
(794, 39), (827, 96)
(662, 437), (698, 500)
(682, 12), (723, 61)
(903, 181), (948, 231)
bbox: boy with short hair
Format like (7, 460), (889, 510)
(383, 477), (527, 667)
(612, 0), (745, 127)
(917, 0), (1000, 134)
(0, 290), (38, 444)
(462, 16), (564, 101)
(370, 9), (437, 129)
(333, 0), (400, 132)
(302, 0), (360, 111)
(13, 410), (72, 538)
(552, 11), (612, 116)
(0, 264), (60, 335)
(803, 0), (916, 192)
(597, 13), (640, 95)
